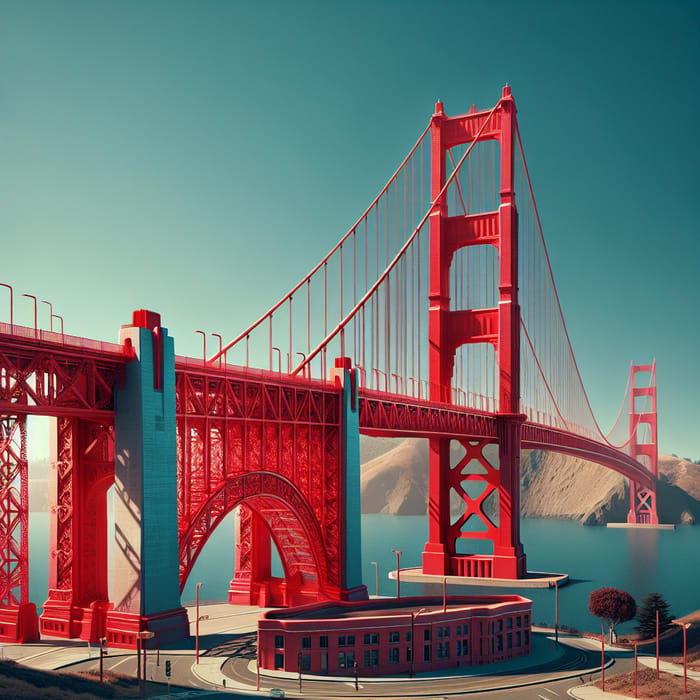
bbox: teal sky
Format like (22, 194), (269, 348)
(2, 1), (698, 459)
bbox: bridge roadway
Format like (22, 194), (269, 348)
(0, 324), (654, 486)
(1, 602), (631, 699)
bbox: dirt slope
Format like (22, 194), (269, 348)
(360, 436), (700, 524)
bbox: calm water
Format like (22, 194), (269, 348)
(28, 512), (700, 636)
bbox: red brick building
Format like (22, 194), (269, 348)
(258, 595), (531, 676)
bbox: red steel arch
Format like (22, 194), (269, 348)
(178, 472), (331, 604)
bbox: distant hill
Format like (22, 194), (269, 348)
(359, 436), (700, 525)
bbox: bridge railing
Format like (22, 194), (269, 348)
(0, 322), (125, 357)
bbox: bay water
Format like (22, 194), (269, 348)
(27, 512), (699, 637)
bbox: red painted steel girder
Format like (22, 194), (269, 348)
(0, 334), (125, 419)
(175, 365), (343, 597)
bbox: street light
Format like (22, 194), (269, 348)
(41, 300), (53, 331)
(212, 333), (223, 367)
(52, 314), (64, 342)
(370, 561), (379, 597)
(99, 637), (107, 686)
(196, 582), (204, 663)
(195, 331), (206, 362)
(601, 621), (605, 692)
(392, 549), (402, 598)
(410, 607), (427, 677)
(672, 619), (692, 694)
(548, 579), (559, 645)
(136, 630), (154, 692)
(22, 294), (37, 337)
(0, 283), (13, 330)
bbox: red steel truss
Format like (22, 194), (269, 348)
(175, 363), (346, 606)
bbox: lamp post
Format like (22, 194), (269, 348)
(22, 294), (37, 337)
(212, 333), (223, 367)
(601, 621), (605, 692)
(370, 561), (379, 597)
(99, 637), (107, 686)
(0, 283), (13, 330)
(549, 579), (559, 645)
(195, 331), (206, 362)
(52, 314), (64, 342)
(410, 607), (426, 677)
(298, 650), (302, 692)
(656, 608), (659, 679)
(195, 582), (204, 663)
(138, 631), (154, 689)
(634, 640), (638, 698)
(672, 620), (691, 694)
(41, 300), (53, 331)
(392, 549), (402, 598)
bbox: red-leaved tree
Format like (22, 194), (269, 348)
(588, 587), (636, 642)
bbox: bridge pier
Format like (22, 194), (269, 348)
(40, 418), (113, 642)
(106, 311), (188, 648)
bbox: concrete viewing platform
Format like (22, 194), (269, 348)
(390, 566), (569, 589)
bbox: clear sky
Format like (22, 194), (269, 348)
(1, 1), (698, 459)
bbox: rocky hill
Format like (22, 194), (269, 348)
(360, 436), (700, 525)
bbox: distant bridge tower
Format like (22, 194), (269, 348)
(627, 361), (659, 525)
(422, 86), (527, 579)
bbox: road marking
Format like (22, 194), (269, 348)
(345, 682), (363, 688)
(108, 656), (132, 671)
(545, 689), (559, 696)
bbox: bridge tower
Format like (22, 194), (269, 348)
(627, 362), (659, 525)
(106, 311), (189, 647)
(422, 86), (527, 579)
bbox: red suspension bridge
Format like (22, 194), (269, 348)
(0, 86), (658, 646)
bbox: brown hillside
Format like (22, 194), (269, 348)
(360, 438), (700, 525)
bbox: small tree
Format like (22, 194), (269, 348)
(636, 592), (673, 639)
(588, 587), (636, 643)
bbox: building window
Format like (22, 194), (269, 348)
(507, 633), (513, 649)
(524, 630), (530, 645)
(363, 649), (379, 667)
(496, 635), (503, 651)
(524, 614), (529, 627)
(463, 623), (469, 636)
(347, 651), (355, 667)
(274, 653), (284, 669)
(507, 617), (513, 629)
(405, 630), (411, 642)
(320, 635), (328, 648)
(302, 637), (311, 649)
(516, 631), (522, 647)
(443, 626), (450, 638)
(436, 626), (442, 639)
(423, 645), (432, 662)
(301, 654), (311, 670)
(516, 616), (522, 628)
(497, 619), (503, 633)
(424, 628), (431, 641)
(338, 651), (346, 668)
(406, 647), (412, 662)
(389, 647), (399, 664)
(389, 631), (399, 643)
(347, 635), (355, 647)
(363, 633), (378, 645)
(457, 639), (469, 656)
(338, 635), (346, 647)
(274, 635), (284, 649)
(456, 625), (462, 636)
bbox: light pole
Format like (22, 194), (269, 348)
(370, 561), (379, 596)
(196, 582), (204, 663)
(601, 621), (605, 692)
(672, 620), (691, 694)
(52, 314), (64, 341)
(195, 331), (206, 362)
(0, 283), (13, 330)
(212, 333), (223, 367)
(41, 300), (53, 331)
(22, 294), (37, 337)
(99, 637), (107, 686)
(410, 607), (426, 677)
(634, 640), (638, 698)
(656, 608), (659, 679)
(549, 579), (559, 645)
(392, 549), (402, 598)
